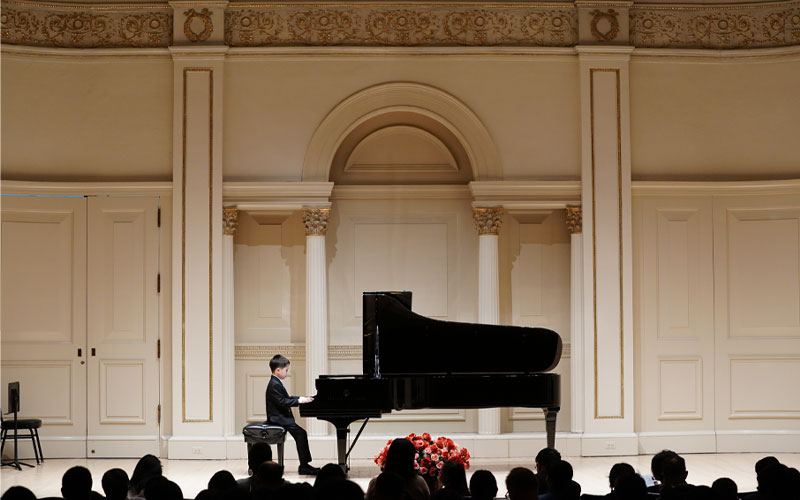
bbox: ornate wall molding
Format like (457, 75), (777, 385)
(473, 207), (504, 236)
(234, 344), (362, 361)
(301, 208), (330, 236)
(1, 0), (172, 48)
(2, 0), (798, 49)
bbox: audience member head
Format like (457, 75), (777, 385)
(384, 438), (417, 479)
(247, 442), (273, 475)
(102, 468), (129, 500)
(547, 460), (579, 499)
(710, 477), (737, 500)
(208, 470), (237, 491)
(651, 450), (678, 483)
(312, 479), (364, 500)
(660, 454), (688, 489)
(252, 461), (285, 492)
(754, 456), (780, 475)
(130, 454), (163, 495)
(609, 463), (636, 490)
(1, 487), (36, 500)
(274, 482), (313, 500)
(535, 447), (562, 476)
(469, 470), (498, 500)
(314, 463), (347, 490)
(505, 467), (538, 500)
(613, 473), (648, 500)
(371, 471), (406, 500)
(757, 462), (794, 500)
(142, 476), (183, 500)
(438, 460), (468, 495)
(62, 465), (93, 500)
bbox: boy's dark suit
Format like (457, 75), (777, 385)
(266, 374), (312, 466)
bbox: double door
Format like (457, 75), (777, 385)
(1, 195), (161, 457)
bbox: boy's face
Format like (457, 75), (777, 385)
(273, 365), (290, 380)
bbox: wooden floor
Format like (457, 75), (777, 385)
(2, 453), (799, 498)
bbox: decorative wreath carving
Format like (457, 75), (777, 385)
(184, 8), (213, 42)
(590, 9), (620, 42)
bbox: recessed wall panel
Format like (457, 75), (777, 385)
(730, 357), (800, 418)
(1, 362), (73, 423)
(1, 212), (74, 342)
(659, 358), (702, 420)
(728, 214), (800, 337)
(100, 361), (145, 423)
(657, 210), (700, 339)
(258, 227), (285, 320)
(354, 223), (448, 318)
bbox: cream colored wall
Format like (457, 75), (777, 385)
(0, 54), (173, 181)
(223, 55), (581, 181)
(630, 55), (800, 180)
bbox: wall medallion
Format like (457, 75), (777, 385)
(590, 9), (619, 42)
(184, 8), (212, 42)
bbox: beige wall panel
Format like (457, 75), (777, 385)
(727, 214), (800, 337)
(353, 222), (449, 318)
(630, 57), (800, 180)
(327, 198), (477, 348)
(100, 362), (145, 424)
(1, 209), (77, 342)
(0, 362), (73, 424)
(658, 358), (702, 420)
(729, 357), (800, 419)
(714, 193), (800, 432)
(223, 57), (580, 181)
(0, 56), (172, 181)
(635, 196), (715, 436)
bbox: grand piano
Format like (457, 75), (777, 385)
(300, 291), (562, 470)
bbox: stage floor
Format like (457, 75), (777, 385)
(3, 453), (799, 498)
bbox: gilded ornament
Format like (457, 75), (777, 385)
(366, 10), (437, 45)
(184, 8), (213, 43)
(630, 11), (680, 46)
(287, 9), (360, 44)
(121, 13), (172, 46)
(302, 208), (330, 236)
(223, 208), (239, 236)
(565, 207), (582, 235)
(473, 207), (503, 236)
(225, 9), (281, 45)
(590, 9), (620, 42)
(444, 10), (514, 45)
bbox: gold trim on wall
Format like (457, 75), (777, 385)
(182, 67), (215, 424)
(590, 67), (624, 420)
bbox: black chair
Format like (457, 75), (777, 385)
(243, 423), (286, 466)
(1, 382), (43, 470)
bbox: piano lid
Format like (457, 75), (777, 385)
(363, 291), (562, 377)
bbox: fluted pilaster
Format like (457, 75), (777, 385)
(566, 207), (584, 434)
(222, 209), (238, 438)
(474, 207), (503, 435)
(303, 208), (330, 436)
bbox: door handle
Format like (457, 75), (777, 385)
(91, 348), (96, 356)
(78, 348), (82, 357)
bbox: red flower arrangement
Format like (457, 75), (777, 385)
(374, 433), (471, 479)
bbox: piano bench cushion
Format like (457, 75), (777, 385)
(242, 423), (287, 445)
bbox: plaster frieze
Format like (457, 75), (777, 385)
(2, 0), (798, 49)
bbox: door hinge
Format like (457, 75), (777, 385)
(157, 339), (161, 359)
(157, 404), (161, 425)
(157, 273), (161, 294)
(157, 208), (161, 228)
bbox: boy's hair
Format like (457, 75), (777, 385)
(269, 354), (290, 372)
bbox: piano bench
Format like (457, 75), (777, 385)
(242, 423), (287, 467)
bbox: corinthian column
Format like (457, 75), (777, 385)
(303, 208), (330, 436)
(222, 209), (239, 445)
(566, 207), (584, 434)
(474, 207), (503, 435)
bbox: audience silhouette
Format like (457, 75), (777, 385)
(2, 447), (799, 500)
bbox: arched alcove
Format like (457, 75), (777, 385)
(302, 82), (501, 182)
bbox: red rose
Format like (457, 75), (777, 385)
(422, 433), (431, 440)
(414, 440), (425, 450)
(421, 457), (432, 467)
(424, 447), (432, 454)
(436, 461), (444, 469)
(431, 453), (439, 461)
(429, 468), (437, 476)
(414, 461), (420, 470)
(420, 467), (428, 475)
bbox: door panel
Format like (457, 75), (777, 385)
(1, 196), (88, 457)
(86, 196), (160, 457)
(713, 194), (800, 437)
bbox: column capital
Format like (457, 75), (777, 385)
(566, 206), (583, 234)
(223, 208), (239, 236)
(473, 207), (503, 235)
(302, 208), (330, 236)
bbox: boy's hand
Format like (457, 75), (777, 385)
(299, 396), (314, 404)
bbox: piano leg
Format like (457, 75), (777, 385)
(335, 425), (349, 472)
(544, 408), (559, 449)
